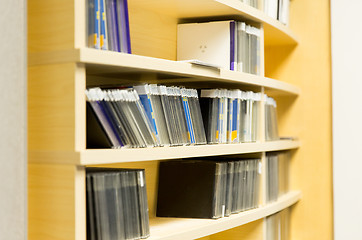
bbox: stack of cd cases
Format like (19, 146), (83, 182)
(266, 153), (279, 203)
(86, 168), (150, 240)
(200, 89), (261, 144)
(265, 96), (279, 141)
(86, 87), (159, 148)
(157, 158), (261, 219)
(87, 0), (131, 53)
(134, 84), (207, 146)
(234, 22), (261, 75)
(266, 208), (290, 240)
(86, 86), (279, 149)
(266, 152), (290, 203)
(86, 85), (207, 149)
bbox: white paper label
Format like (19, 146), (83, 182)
(139, 171), (144, 187)
(258, 162), (262, 174)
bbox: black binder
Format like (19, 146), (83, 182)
(157, 160), (226, 219)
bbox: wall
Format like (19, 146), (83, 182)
(265, 0), (333, 239)
(0, 0), (27, 239)
(331, 0), (362, 239)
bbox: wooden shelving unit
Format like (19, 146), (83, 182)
(28, 0), (305, 239)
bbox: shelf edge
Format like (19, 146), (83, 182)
(28, 48), (300, 96)
(81, 48), (301, 96)
(148, 190), (301, 240)
(80, 140), (300, 165)
(28, 140), (300, 165)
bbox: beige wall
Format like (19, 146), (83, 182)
(0, 0), (27, 239)
(331, 0), (362, 239)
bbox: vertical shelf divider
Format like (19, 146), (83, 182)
(75, 166), (86, 240)
(75, 63), (87, 152)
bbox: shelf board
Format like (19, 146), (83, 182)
(148, 191), (301, 240)
(215, 0), (298, 46)
(29, 48), (300, 96)
(29, 140), (300, 165)
(130, 0), (298, 45)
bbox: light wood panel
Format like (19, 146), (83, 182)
(28, 0), (75, 53)
(128, 4), (177, 60)
(28, 63), (78, 151)
(264, 0), (333, 239)
(28, 163), (80, 240)
(198, 219), (264, 240)
(74, 0), (86, 48)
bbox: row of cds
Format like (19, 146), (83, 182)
(266, 152), (290, 203)
(233, 22), (261, 75)
(86, 85), (207, 148)
(88, 0), (131, 53)
(200, 89), (262, 144)
(265, 97), (279, 141)
(86, 88), (158, 148)
(86, 168), (149, 240)
(157, 158), (261, 219)
(86, 86), (279, 149)
(134, 84), (207, 146)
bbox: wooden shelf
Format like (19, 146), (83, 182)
(129, 0), (298, 45)
(29, 48), (300, 96)
(148, 191), (301, 240)
(29, 140), (300, 165)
